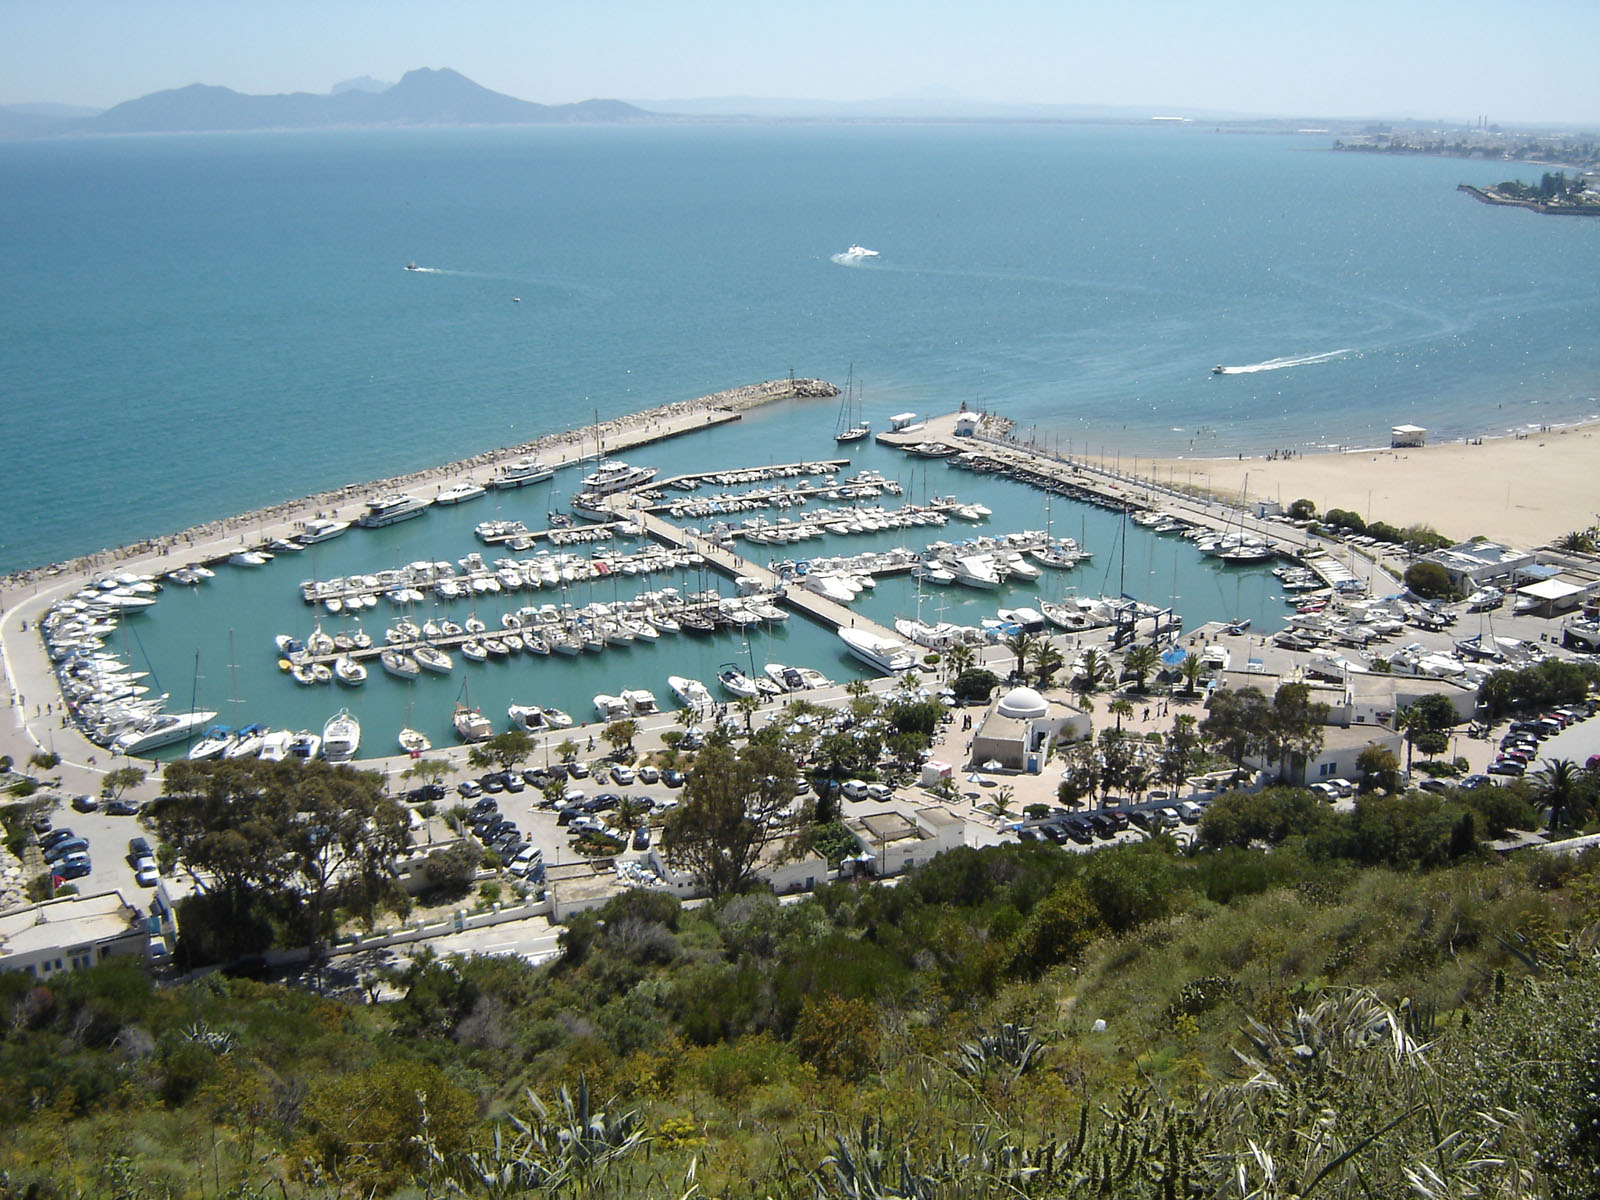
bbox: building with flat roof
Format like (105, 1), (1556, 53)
(845, 806), (964, 877)
(1422, 541), (1537, 591)
(1390, 424), (1427, 447)
(0, 890), (150, 979)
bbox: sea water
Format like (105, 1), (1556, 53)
(3, 123), (1597, 577)
(7, 123), (1597, 753)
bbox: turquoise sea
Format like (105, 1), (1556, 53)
(6, 123), (1597, 753)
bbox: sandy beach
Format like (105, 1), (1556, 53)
(1147, 420), (1600, 549)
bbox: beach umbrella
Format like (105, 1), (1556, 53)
(983, 759), (1004, 771)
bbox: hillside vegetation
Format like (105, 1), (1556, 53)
(3, 789), (1600, 1198)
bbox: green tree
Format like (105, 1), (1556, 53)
(1201, 685), (1270, 771)
(945, 642), (977, 679)
(1287, 498), (1317, 521)
(1404, 560), (1454, 599)
(1265, 682), (1330, 783)
(952, 668), (1001, 705)
(1029, 639), (1066, 688)
(603, 718), (640, 758)
(1077, 647), (1112, 694)
(468, 729), (534, 774)
(99, 766), (145, 801)
(1356, 744), (1402, 793)
(1107, 696), (1135, 734)
(1002, 630), (1037, 680)
(403, 756), (455, 786)
(1537, 757), (1582, 834)
(1179, 652), (1206, 697)
(1121, 643), (1160, 692)
(556, 738), (580, 763)
(1159, 713), (1200, 792)
(661, 738), (799, 898)
(734, 694), (761, 736)
(1004, 878), (1103, 977)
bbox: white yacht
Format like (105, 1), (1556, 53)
(186, 724), (235, 761)
(508, 703), (550, 732)
(491, 457), (555, 489)
(322, 709), (361, 763)
(452, 702), (493, 742)
(717, 663), (764, 699)
(299, 518), (350, 543)
(621, 688), (660, 716)
(841, 244), (880, 260)
(114, 710), (219, 756)
(581, 460), (658, 497)
(593, 693), (629, 722)
(357, 493), (431, 528)
(947, 555), (1003, 589)
(667, 674), (714, 714)
(398, 727), (431, 755)
(435, 481), (488, 505)
(838, 628), (917, 674)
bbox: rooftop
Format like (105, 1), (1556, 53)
(0, 891), (141, 960)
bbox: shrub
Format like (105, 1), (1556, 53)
(1404, 560), (1454, 599)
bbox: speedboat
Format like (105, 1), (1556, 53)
(594, 693), (629, 721)
(187, 724), (235, 761)
(838, 627), (918, 674)
(435, 481), (487, 505)
(288, 730), (321, 759)
(115, 710), (219, 756)
(224, 724), (268, 759)
(841, 244), (880, 259)
(667, 674), (714, 714)
(541, 706), (573, 729)
(299, 518), (350, 543)
(405, 262), (421, 271)
(257, 729), (294, 761)
(356, 493), (430, 528)
(322, 709), (361, 763)
(508, 703), (549, 732)
(490, 457), (555, 489)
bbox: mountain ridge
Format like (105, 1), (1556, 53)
(1, 68), (653, 137)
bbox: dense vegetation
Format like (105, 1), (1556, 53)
(4, 771), (1600, 1198)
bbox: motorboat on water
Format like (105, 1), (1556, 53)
(257, 729), (294, 762)
(224, 723), (268, 759)
(838, 627), (918, 674)
(299, 518), (350, 543)
(580, 460), (658, 497)
(491, 457), (555, 489)
(398, 727), (431, 755)
(333, 655), (368, 686)
(288, 730), (321, 759)
(508, 703), (550, 732)
(667, 674), (714, 714)
(435, 481), (487, 506)
(840, 244), (879, 260)
(763, 663), (809, 694)
(405, 262), (421, 271)
(356, 493), (431, 528)
(322, 709), (361, 763)
(594, 693), (629, 722)
(187, 724), (235, 761)
(115, 710), (220, 756)
(621, 688), (659, 717)
(453, 702), (494, 742)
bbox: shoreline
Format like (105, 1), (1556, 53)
(1145, 418), (1600, 549)
(0, 378), (836, 591)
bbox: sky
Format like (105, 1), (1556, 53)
(4, 0), (1598, 125)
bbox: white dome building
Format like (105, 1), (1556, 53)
(968, 684), (1086, 774)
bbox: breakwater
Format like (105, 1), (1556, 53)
(0, 378), (838, 592)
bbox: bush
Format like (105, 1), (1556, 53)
(1404, 560), (1454, 599)
(952, 668), (1001, 705)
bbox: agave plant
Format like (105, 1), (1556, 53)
(952, 1022), (1043, 1082)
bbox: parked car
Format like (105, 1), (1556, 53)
(104, 798), (140, 816)
(44, 837), (91, 863)
(610, 765), (636, 786)
(631, 827), (651, 851)
(1487, 759), (1526, 776)
(56, 859), (93, 881)
(1462, 774), (1496, 789)
(1417, 778), (1452, 795)
(662, 769), (686, 789)
(502, 773), (525, 793)
(865, 783), (893, 801)
(70, 794), (99, 813)
(128, 836), (153, 860)
(567, 761), (591, 779)
(457, 780), (483, 799)
(40, 827), (77, 850)
(840, 779), (870, 800)
(635, 765), (660, 785)
(478, 773), (506, 794)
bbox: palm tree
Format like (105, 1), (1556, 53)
(675, 704), (700, 732)
(1030, 640), (1066, 689)
(1124, 759), (1152, 805)
(1076, 647), (1110, 694)
(946, 642), (977, 680)
(1393, 703), (1420, 773)
(845, 679), (872, 702)
(1179, 653), (1206, 697)
(1537, 757), (1582, 834)
(734, 694), (761, 736)
(1003, 630), (1037, 680)
(1107, 696), (1135, 734)
(1122, 643), (1160, 692)
(612, 795), (651, 835)
(982, 784), (1017, 823)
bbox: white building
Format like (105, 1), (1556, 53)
(0, 890), (151, 979)
(845, 806), (965, 877)
(967, 686), (1090, 773)
(1390, 424), (1427, 448)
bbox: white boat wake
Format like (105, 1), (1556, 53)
(1213, 348), (1352, 375)
(831, 244), (880, 266)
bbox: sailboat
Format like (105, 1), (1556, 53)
(452, 679), (493, 743)
(834, 364), (871, 443)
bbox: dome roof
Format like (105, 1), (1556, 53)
(996, 686), (1048, 720)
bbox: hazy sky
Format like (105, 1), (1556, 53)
(5, 0), (1598, 123)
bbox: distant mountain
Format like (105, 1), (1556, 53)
(1, 68), (653, 138)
